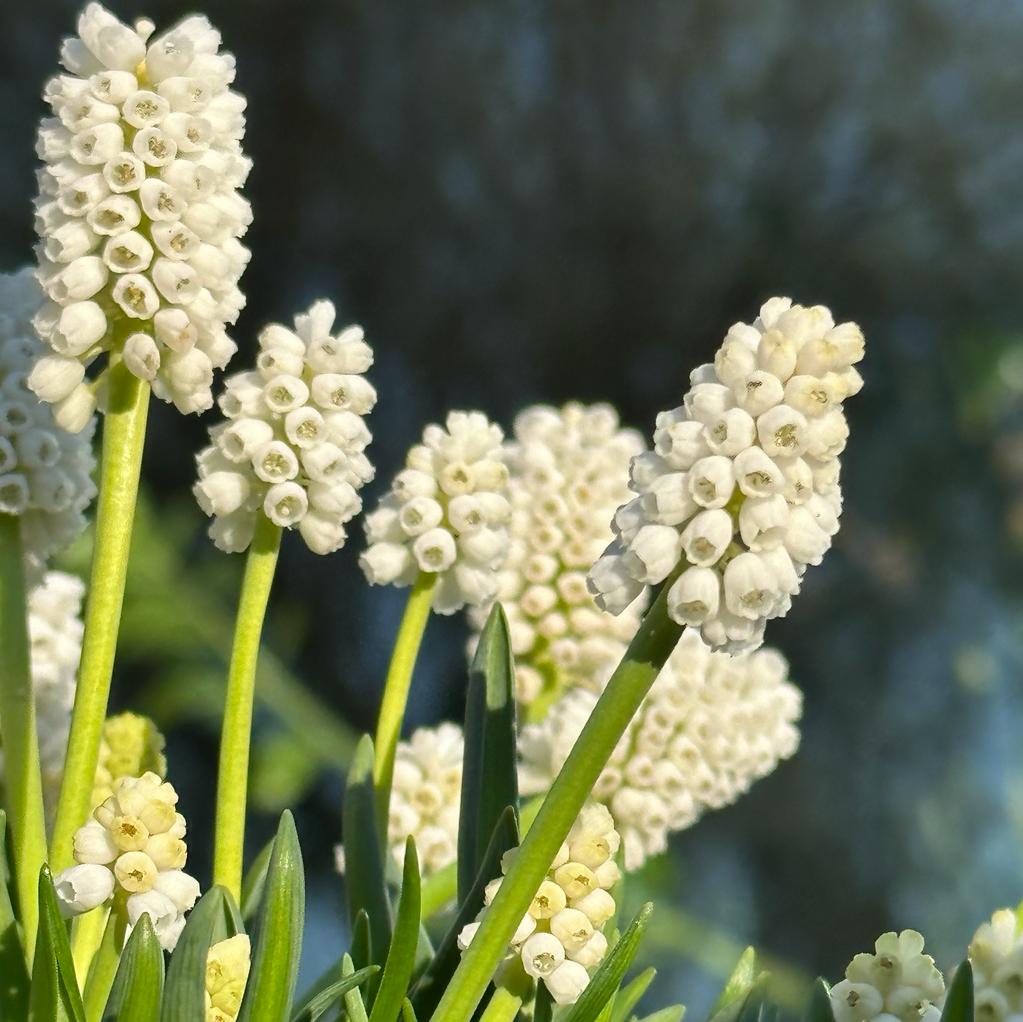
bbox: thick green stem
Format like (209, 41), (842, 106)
(372, 572), (437, 841)
(429, 584), (682, 1022)
(478, 986), (523, 1022)
(51, 361), (150, 871)
(71, 907), (109, 987)
(0, 514), (47, 964)
(83, 900), (127, 1022)
(213, 513), (282, 901)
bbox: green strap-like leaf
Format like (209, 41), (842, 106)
(30, 866), (86, 1022)
(343, 735), (393, 983)
(562, 904), (654, 1022)
(635, 1007), (686, 1022)
(534, 984), (554, 1022)
(102, 913), (164, 1021)
(238, 810), (305, 1022)
(610, 967), (656, 1022)
(939, 962), (974, 1022)
(707, 949), (765, 1022)
(290, 965), (378, 1022)
(458, 605), (518, 905)
(241, 838), (274, 925)
(803, 979), (833, 1022)
(369, 839), (422, 1022)
(0, 812), (27, 1018)
(343, 954), (370, 1022)
(410, 806), (519, 1018)
(400, 998), (419, 1022)
(161, 885), (231, 1022)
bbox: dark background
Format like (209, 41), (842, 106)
(4, 0), (1023, 1014)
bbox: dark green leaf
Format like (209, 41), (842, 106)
(30, 866), (86, 1022)
(939, 962), (974, 1022)
(410, 806), (518, 1018)
(161, 886), (231, 1022)
(238, 810), (305, 1022)
(343, 735), (392, 986)
(0, 812), (27, 1018)
(369, 840), (422, 1022)
(803, 979), (834, 1022)
(562, 904), (654, 1022)
(241, 839), (274, 925)
(350, 909), (372, 973)
(635, 1007), (686, 1022)
(102, 913), (164, 1021)
(610, 967), (656, 1022)
(343, 954), (370, 1022)
(458, 604), (518, 904)
(534, 984), (554, 1022)
(290, 965), (378, 1022)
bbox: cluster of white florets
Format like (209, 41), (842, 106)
(361, 411), (511, 614)
(31, 3), (250, 426)
(194, 301), (375, 554)
(459, 803), (620, 1006)
(830, 931), (944, 1022)
(468, 403), (646, 705)
(206, 934), (251, 1022)
(26, 571), (85, 811)
(519, 630), (801, 870)
(386, 722), (463, 876)
(0, 270), (96, 559)
(53, 772), (200, 950)
(588, 298), (864, 652)
(969, 909), (1023, 1021)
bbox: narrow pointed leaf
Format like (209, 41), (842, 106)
(401, 998), (418, 1022)
(350, 909), (372, 973)
(161, 886), (230, 1022)
(636, 1008), (686, 1022)
(708, 949), (763, 1022)
(241, 838), (274, 924)
(343, 736), (392, 975)
(803, 979), (833, 1022)
(610, 967), (656, 1022)
(0, 812), (28, 1018)
(31, 866), (86, 1022)
(238, 810), (305, 1022)
(534, 985), (554, 1022)
(102, 913), (164, 1021)
(343, 954), (370, 1022)
(369, 839), (422, 1022)
(562, 904), (654, 1022)
(410, 806), (518, 1018)
(290, 965), (378, 1022)
(939, 962), (973, 1022)
(458, 605), (518, 904)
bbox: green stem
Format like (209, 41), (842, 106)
(51, 361), (150, 871)
(0, 514), (47, 964)
(213, 512), (282, 902)
(83, 900), (127, 1022)
(372, 572), (437, 841)
(429, 584), (682, 1022)
(71, 907), (110, 988)
(478, 986), (523, 1022)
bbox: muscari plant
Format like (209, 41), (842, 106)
(0, 4), (999, 1022)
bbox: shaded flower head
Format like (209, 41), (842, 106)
(969, 909), (1023, 1022)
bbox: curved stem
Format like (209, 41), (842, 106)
(51, 360), (150, 871)
(429, 583), (682, 1022)
(372, 572), (437, 841)
(213, 512), (282, 901)
(0, 514), (47, 964)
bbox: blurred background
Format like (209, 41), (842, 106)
(4, 0), (1023, 1015)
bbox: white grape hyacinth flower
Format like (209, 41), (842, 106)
(830, 930), (944, 1022)
(968, 909), (1023, 1021)
(519, 629), (801, 871)
(0, 269), (96, 560)
(53, 771), (200, 951)
(28, 571), (85, 817)
(335, 722), (463, 879)
(361, 411), (511, 614)
(194, 301), (375, 555)
(588, 297), (864, 652)
(467, 403), (647, 705)
(31, 3), (251, 426)
(458, 803), (621, 1005)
